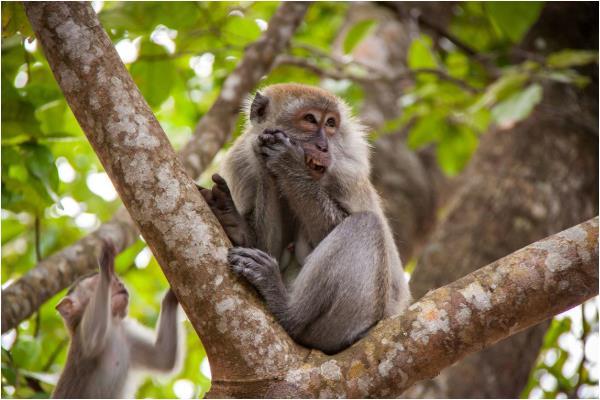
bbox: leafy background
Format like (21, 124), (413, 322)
(1, 1), (597, 398)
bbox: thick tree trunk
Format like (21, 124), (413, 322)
(215, 218), (598, 398)
(1, 1), (308, 334)
(336, 3), (451, 263)
(408, 3), (599, 397)
(22, 2), (305, 381)
(17, 3), (599, 397)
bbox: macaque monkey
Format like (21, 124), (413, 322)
(53, 240), (181, 398)
(199, 83), (411, 354)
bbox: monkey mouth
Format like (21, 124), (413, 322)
(113, 289), (128, 297)
(306, 157), (327, 174)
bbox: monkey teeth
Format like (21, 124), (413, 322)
(306, 157), (326, 173)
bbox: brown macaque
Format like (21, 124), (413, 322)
(52, 240), (182, 398)
(200, 83), (411, 354)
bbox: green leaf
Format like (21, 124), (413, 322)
(11, 336), (41, 370)
(543, 318), (571, 348)
(223, 14), (262, 43)
(471, 71), (528, 111)
(407, 113), (443, 149)
(22, 143), (59, 193)
(1, 365), (17, 386)
(1, 77), (43, 140)
(436, 125), (478, 176)
(1, 143), (59, 214)
(538, 69), (590, 88)
(446, 52), (470, 79)
(1, 2), (33, 38)
(408, 35), (438, 70)
(343, 19), (376, 54)
(547, 50), (598, 69)
(131, 42), (177, 108)
(1, 217), (26, 244)
(491, 83), (542, 127)
(35, 100), (68, 136)
(485, 2), (543, 43)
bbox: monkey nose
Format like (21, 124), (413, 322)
(316, 142), (328, 152)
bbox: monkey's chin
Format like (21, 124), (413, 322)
(112, 293), (129, 317)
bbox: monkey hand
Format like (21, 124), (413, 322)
(197, 174), (254, 247)
(162, 288), (178, 308)
(228, 247), (281, 294)
(256, 129), (304, 174)
(98, 238), (116, 280)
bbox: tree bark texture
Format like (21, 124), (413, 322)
(336, 3), (451, 263)
(21, 1), (305, 381)
(16, 2), (600, 397)
(407, 2), (599, 397)
(1, 1), (308, 334)
(211, 217), (598, 398)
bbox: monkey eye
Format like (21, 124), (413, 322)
(326, 117), (336, 128)
(303, 113), (317, 124)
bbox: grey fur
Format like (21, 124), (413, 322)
(53, 246), (181, 398)
(216, 84), (411, 354)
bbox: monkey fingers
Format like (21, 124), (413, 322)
(162, 288), (178, 306)
(197, 185), (214, 205)
(228, 247), (279, 289)
(211, 174), (232, 195)
(98, 238), (116, 278)
(257, 132), (303, 166)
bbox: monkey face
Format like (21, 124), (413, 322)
(110, 277), (129, 319)
(291, 107), (339, 178)
(57, 274), (129, 325)
(249, 84), (356, 180)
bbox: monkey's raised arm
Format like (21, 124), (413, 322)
(79, 245), (114, 358)
(257, 130), (349, 245)
(127, 289), (181, 372)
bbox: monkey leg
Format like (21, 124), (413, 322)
(229, 211), (387, 354)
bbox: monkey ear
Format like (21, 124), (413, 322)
(250, 91), (269, 124)
(56, 297), (74, 320)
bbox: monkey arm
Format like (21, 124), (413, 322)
(127, 290), (180, 372)
(79, 262), (112, 358)
(278, 175), (348, 245)
(257, 131), (348, 245)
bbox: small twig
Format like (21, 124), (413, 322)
(415, 13), (478, 57)
(275, 54), (480, 93)
(34, 217), (42, 262)
(410, 67), (480, 93)
(42, 338), (68, 372)
(275, 55), (369, 83)
(33, 217), (42, 338)
(292, 42), (384, 76)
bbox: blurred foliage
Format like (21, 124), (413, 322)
(0, 1), (597, 399)
(382, 1), (597, 175)
(522, 301), (599, 399)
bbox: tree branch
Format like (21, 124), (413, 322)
(211, 217), (598, 397)
(275, 54), (480, 93)
(21, 0), (306, 381)
(9, 3), (598, 398)
(179, 2), (309, 177)
(1, 1), (308, 334)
